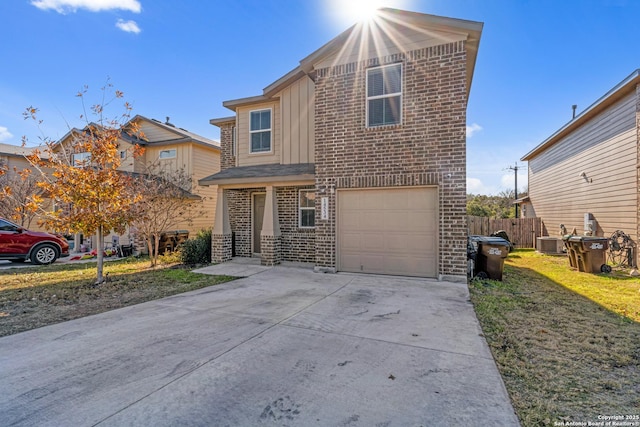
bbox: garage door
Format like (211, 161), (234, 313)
(338, 187), (438, 277)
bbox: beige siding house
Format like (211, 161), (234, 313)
(12, 116), (220, 251)
(201, 9), (482, 281)
(522, 69), (640, 264)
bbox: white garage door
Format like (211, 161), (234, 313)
(338, 187), (438, 277)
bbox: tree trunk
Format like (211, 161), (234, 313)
(96, 226), (105, 284)
(147, 234), (155, 267)
(153, 233), (160, 267)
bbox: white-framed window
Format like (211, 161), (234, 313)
(119, 150), (127, 160)
(299, 189), (315, 228)
(249, 109), (272, 153)
(366, 63), (402, 127)
(231, 126), (237, 157)
(159, 149), (176, 159)
(72, 152), (91, 167)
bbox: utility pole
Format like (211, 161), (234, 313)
(508, 163), (519, 218)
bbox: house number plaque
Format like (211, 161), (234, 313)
(321, 197), (329, 220)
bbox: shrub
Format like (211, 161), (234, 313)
(180, 228), (212, 266)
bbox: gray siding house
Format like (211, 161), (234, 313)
(521, 69), (640, 265)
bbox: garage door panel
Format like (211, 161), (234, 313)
(338, 187), (438, 278)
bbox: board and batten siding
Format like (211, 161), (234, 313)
(528, 91), (637, 241)
(279, 76), (315, 164)
(236, 101), (281, 166)
(189, 144), (219, 232)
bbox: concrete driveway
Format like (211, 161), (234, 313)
(0, 264), (519, 426)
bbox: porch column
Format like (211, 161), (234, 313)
(260, 185), (282, 266)
(211, 187), (232, 263)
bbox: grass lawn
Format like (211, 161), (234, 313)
(0, 257), (235, 337)
(470, 249), (640, 426)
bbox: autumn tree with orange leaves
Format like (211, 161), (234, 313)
(24, 82), (144, 284)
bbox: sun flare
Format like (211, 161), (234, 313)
(325, 0), (415, 27)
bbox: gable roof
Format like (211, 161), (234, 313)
(219, 8), (482, 113)
(0, 143), (40, 157)
(129, 115), (220, 151)
(522, 69), (640, 161)
(53, 116), (220, 152)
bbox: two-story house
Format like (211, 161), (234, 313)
(201, 9), (482, 281)
(52, 115), (221, 251)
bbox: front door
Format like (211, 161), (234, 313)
(252, 193), (266, 254)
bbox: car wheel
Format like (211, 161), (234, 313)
(31, 244), (58, 265)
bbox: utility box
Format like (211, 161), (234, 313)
(536, 237), (565, 255)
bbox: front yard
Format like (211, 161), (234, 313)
(0, 258), (235, 337)
(470, 249), (640, 426)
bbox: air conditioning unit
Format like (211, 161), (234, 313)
(537, 237), (565, 255)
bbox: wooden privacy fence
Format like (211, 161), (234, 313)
(467, 216), (543, 249)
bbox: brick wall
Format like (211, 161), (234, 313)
(313, 41), (468, 278)
(277, 186), (316, 263)
(219, 123), (236, 171)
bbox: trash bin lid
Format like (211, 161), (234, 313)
(568, 236), (608, 243)
(475, 236), (510, 246)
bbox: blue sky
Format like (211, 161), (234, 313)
(1, 0), (639, 195)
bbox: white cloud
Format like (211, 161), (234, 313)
(0, 126), (13, 142)
(466, 177), (496, 195)
(31, 0), (141, 14)
(466, 123), (483, 138)
(500, 172), (528, 193)
(116, 19), (141, 33)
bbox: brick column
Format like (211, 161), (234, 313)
(260, 185), (282, 266)
(211, 187), (232, 263)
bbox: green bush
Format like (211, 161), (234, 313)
(180, 228), (212, 266)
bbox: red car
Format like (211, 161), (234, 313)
(0, 218), (70, 265)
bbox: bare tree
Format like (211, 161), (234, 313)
(0, 166), (41, 227)
(130, 164), (206, 267)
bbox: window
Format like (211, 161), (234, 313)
(72, 152), (91, 167)
(159, 149), (176, 159)
(367, 63), (402, 127)
(119, 150), (127, 160)
(231, 126), (237, 157)
(250, 109), (271, 153)
(299, 190), (315, 228)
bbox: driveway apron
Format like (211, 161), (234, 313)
(0, 265), (519, 426)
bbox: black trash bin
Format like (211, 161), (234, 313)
(474, 236), (511, 280)
(567, 236), (611, 273)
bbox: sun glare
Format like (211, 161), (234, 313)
(325, 0), (415, 28)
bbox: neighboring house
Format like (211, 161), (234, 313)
(200, 9), (482, 281)
(521, 69), (640, 264)
(21, 116), (220, 251)
(0, 143), (35, 172)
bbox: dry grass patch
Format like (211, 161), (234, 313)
(470, 250), (640, 426)
(0, 258), (235, 337)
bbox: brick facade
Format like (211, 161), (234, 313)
(219, 123), (236, 171)
(313, 41), (469, 278)
(226, 186), (316, 263)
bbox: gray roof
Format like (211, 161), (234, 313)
(199, 163), (315, 186)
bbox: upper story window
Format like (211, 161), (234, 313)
(119, 150), (127, 160)
(250, 109), (272, 153)
(72, 152), (91, 167)
(159, 149), (176, 159)
(299, 189), (315, 228)
(367, 63), (402, 127)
